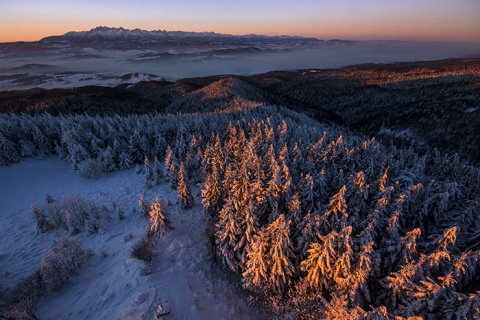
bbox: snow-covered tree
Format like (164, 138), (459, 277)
(147, 196), (170, 237)
(138, 194), (150, 217)
(201, 164), (223, 218)
(243, 214), (295, 294)
(177, 162), (194, 209)
(144, 155), (154, 185)
(102, 145), (117, 173)
(323, 185), (348, 232)
(165, 145), (178, 189)
(216, 198), (241, 271)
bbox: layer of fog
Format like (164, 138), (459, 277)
(0, 41), (479, 90)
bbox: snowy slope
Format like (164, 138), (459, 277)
(0, 158), (254, 319)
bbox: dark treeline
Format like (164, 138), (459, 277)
(1, 105), (480, 318)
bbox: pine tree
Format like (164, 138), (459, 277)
(235, 198), (259, 268)
(177, 162), (194, 209)
(243, 214), (295, 294)
(301, 225), (354, 296)
(266, 147), (282, 222)
(118, 150), (133, 170)
(298, 173), (318, 213)
(128, 130), (146, 163)
(138, 194), (150, 217)
(279, 158), (293, 212)
(287, 193), (303, 228)
(268, 214), (296, 293)
(153, 156), (164, 185)
(201, 164), (223, 218)
(165, 145), (178, 189)
(347, 171), (369, 222)
(301, 231), (338, 292)
(324, 185), (348, 232)
(377, 167), (389, 194)
(147, 196), (170, 237)
(102, 145), (117, 173)
(144, 155), (154, 186)
(216, 197), (241, 271)
(243, 229), (269, 291)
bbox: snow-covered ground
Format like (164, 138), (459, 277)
(0, 158), (254, 319)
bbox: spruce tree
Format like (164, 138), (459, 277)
(242, 229), (269, 291)
(118, 150), (133, 170)
(153, 156), (164, 185)
(102, 145), (117, 173)
(177, 162), (194, 209)
(138, 194), (150, 217)
(243, 214), (295, 294)
(268, 214), (295, 294)
(216, 197), (241, 271)
(324, 185), (348, 232)
(201, 164), (223, 218)
(144, 155), (154, 186)
(148, 196), (170, 237)
(165, 145), (178, 189)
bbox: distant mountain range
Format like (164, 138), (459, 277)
(38, 26), (322, 48)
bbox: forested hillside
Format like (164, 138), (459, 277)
(1, 58), (479, 163)
(1, 102), (479, 318)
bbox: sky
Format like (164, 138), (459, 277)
(1, 0), (479, 43)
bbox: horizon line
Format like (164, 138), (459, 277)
(1, 26), (479, 45)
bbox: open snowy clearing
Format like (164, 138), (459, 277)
(0, 157), (253, 319)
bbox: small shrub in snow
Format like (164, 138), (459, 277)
(77, 158), (102, 179)
(31, 195), (104, 234)
(31, 205), (54, 233)
(40, 237), (91, 292)
(8, 270), (44, 316)
(8, 237), (91, 318)
(113, 202), (125, 220)
(131, 237), (155, 263)
(84, 217), (99, 234)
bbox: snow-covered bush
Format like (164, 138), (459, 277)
(131, 237), (155, 263)
(40, 238), (91, 292)
(8, 238), (91, 318)
(77, 158), (102, 179)
(31, 195), (104, 234)
(31, 205), (54, 233)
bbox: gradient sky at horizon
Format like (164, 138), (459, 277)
(1, 0), (479, 43)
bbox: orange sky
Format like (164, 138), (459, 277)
(1, 1), (479, 43)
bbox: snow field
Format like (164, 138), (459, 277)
(0, 157), (253, 319)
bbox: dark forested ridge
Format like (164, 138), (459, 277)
(1, 58), (479, 163)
